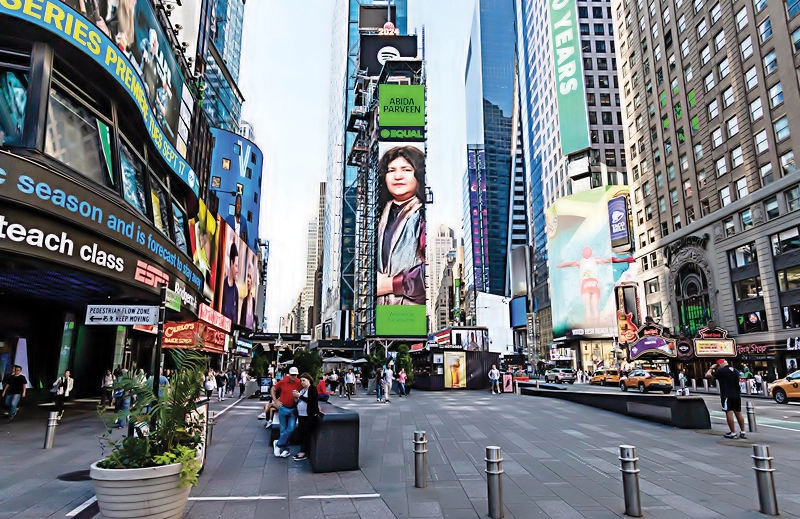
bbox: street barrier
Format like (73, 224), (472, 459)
(413, 431), (427, 488)
(746, 401), (757, 433)
(43, 411), (58, 449)
(752, 445), (779, 515)
(619, 445), (642, 517)
(691, 379), (697, 391)
(485, 446), (504, 518)
(208, 411), (216, 445)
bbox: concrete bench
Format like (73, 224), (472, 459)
(520, 387), (711, 429)
(267, 401), (360, 472)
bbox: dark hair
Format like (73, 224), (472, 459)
(377, 146), (426, 214)
(300, 372), (314, 384)
(229, 241), (238, 263)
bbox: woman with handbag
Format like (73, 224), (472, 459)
(291, 373), (319, 462)
(52, 370), (74, 420)
(204, 370), (217, 399)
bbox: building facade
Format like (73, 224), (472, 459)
(614, 0), (800, 378)
(427, 225), (457, 328)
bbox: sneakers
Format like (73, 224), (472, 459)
(273, 440), (281, 457)
(257, 412), (266, 420)
(723, 432), (738, 439)
(738, 432), (747, 439)
(280, 450), (291, 458)
(293, 454), (307, 461)
(265, 420), (272, 428)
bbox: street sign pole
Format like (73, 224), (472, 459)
(151, 285), (167, 401)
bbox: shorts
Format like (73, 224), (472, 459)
(490, 379), (499, 386)
(581, 278), (600, 296)
(721, 395), (741, 413)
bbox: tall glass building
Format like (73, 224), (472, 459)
(202, 0), (246, 132)
(464, 0), (517, 307)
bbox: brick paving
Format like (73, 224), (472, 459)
(2, 388), (800, 518)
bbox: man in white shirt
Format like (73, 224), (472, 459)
(382, 363), (394, 403)
(488, 365), (501, 394)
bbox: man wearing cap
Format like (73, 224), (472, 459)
(706, 359), (746, 439)
(271, 366), (302, 457)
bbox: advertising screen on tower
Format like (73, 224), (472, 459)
(375, 140), (427, 337)
(546, 186), (636, 339)
(547, 0), (591, 155)
(215, 221), (259, 331)
(379, 84), (425, 128)
(360, 35), (418, 77)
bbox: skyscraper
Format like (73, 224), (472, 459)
(463, 0), (518, 323)
(321, 0), (409, 338)
(203, 0), (247, 132)
(427, 225), (457, 328)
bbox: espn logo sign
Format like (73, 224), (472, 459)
(134, 260), (169, 288)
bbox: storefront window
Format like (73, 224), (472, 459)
(675, 263), (712, 335)
(0, 68), (27, 145)
(119, 142), (147, 216)
(150, 176), (171, 237)
(45, 87), (114, 189)
(737, 311), (767, 333)
(783, 304), (800, 328)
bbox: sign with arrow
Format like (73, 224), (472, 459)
(85, 305), (159, 326)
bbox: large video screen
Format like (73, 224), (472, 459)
(547, 186), (636, 339)
(188, 200), (220, 304)
(215, 220), (258, 331)
(374, 142), (427, 336)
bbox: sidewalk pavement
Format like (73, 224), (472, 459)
(2, 389), (800, 518)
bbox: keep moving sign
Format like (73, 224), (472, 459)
(85, 305), (158, 325)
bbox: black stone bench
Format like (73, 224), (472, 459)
(520, 387), (711, 429)
(267, 401), (360, 472)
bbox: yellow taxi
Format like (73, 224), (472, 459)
(590, 369), (621, 386)
(770, 370), (800, 404)
(620, 369), (674, 394)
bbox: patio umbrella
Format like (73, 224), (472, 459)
(351, 358), (368, 364)
(322, 356), (352, 364)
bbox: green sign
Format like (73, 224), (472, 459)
(165, 288), (181, 312)
(548, 0), (591, 155)
(379, 84), (425, 128)
(376, 305), (427, 336)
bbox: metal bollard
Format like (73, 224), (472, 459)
(680, 378), (686, 389)
(43, 411), (58, 449)
(619, 445), (642, 517)
(208, 411), (216, 445)
(746, 401), (757, 433)
(691, 379), (697, 391)
(485, 446), (504, 519)
(702, 379), (709, 392)
(752, 445), (779, 516)
(763, 382), (770, 398)
(413, 431), (427, 488)
(746, 381), (752, 395)
(535, 379), (540, 389)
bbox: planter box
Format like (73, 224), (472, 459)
(90, 461), (191, 519)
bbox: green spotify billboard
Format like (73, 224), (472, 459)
(548, 0), (591, 155)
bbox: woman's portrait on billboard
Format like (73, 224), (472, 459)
(376, 145), (426, 306)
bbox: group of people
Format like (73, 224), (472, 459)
(371, 363), (408, 403)
(204, 368), (249, 401)
(102, 365), (170, 428)
(316, 369), (358, 401)
(260, 367), (316, 462)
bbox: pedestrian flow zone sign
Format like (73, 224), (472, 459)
(85, 305), (159, 325)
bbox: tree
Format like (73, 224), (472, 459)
(292, 349), (322, 382)
(395, 344), (414, 386)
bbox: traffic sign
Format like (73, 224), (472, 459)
(165, 288), (181, 312)
(85, 305), (159, 326)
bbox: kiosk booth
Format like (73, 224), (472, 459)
(411, 328), (500, 390)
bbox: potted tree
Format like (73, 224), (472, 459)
(91, 347), (207, 519)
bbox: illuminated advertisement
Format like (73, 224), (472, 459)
(360, 35), (418, 77)
(0, 0), (198, 195)
(443, 351), (466, 388)
(467, 148), (490, 292)
(188, 200), (220, 303)
(215, 220), (258, 330)
(547, 186), (636, 339)
(608, 196), (631, 250)
(209, 128), (263, 252)
(451, 328), (488, 351)
(629, 336), (676, 359)
(374, 140), (427, 337)
(163, 321), (226, 355)
(694, 326), (736, 357)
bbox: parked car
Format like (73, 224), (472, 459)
(770, 370), (800, 404)
(620, 369), (673, 393)
(545, 368), (576, 384)
(590, 369), (619, 385)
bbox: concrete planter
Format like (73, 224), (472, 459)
(89, 461), (191, 519)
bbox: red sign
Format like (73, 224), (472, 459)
(163, 321), (227, 354)
(697, 326), (729, 339)
(410, 343), (425, 351)
(133, 324), (158, 335)
(198, 303), (231, 333)
(134, 260), (169, 288)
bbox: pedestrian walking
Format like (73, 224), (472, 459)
(754, 371), (763, 393)
(101, 369), (114, 407)
(374, 369), (383, 402)
(2, 365), (27, 420)
(216, 370), (227, 401)
(51, 370), (74, 420)
(272, 367), (302, 458)
(706, 359), (747, 439)
(345, 368), (356, 399)
(488, 364), (500, 394)
(204, 370), (217, 399)
(382, 363), (394, 403)
(291, 373), (319, 462)
(239, 370), (248, 397)
(338, 369), (346, 397)
(328, 371), (339, 395)
(397, 368), (407, 397)
(227, 369), (236, 397)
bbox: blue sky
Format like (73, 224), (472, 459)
(239, 0), (474, 330)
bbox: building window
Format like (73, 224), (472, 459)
(772, 226), (800, 254)
(731, 147), (744, 168)
(754, 129), (769, 154)
(761, 163), (774, 185)
(727, 116), (739, 137)
(712, 127), (724, 147)
(708, 99), (719, 119)
(714, 30), (726, 51)
(736, 177), (749, 198)
(684, 180), (693, 198)
(643, 181), (651, 197)
(723, 216), (735, 236)
(711, 3), (721, 23)
(786, 186), (800, 211)
(763, 50), (778, 76)
(661, 221), (670, 237)
(750, 97), (763, 121)
(701, 199), (711, 216)
(118, 142), (147, 216)
(670, 188), (679, 205)
(774, 117), (790, 142)
(222, 158), (231, 170)
(789, 0), (800, 17)
(716, 156), (728, 176)
(674, 214), (682, 230)
(741, 36), (753, 60)
(687, 206), (696, 224)
(667, 164), (675, 180)
(646, 278), (660, 293)
(698, 19), (708, 39)
(648, 228), (656, 244)
(738, 310), (767, 334)
(728, 242), (758, 268)
(698, 170), (707, 187)
(646, 205), (653, 220)
(722, 87), (735, 108)
(781, 151), (796, 175)
(675, 263), (712, 335)
(765, 196), (779, 219)
(736, 7), (748, 31)
(741, 209), (754, 230)
(720, 186), (732, 206)
(702, 45), (711, 65)
(705, 72), (715, 92)
(794, 28), (800, 51)
(755, 0), (767, 13)
(211, 176), (222, 188)
(733, 276), (762, 299)
(659, 196), (667, 212)
(594, 23), (605, 35)
(648, 303), (663, 318)
(777, 266), (800, 291)
(746, 67), (758, 90)
(694, 144), (704, 160)
(758, 18), (772, 43)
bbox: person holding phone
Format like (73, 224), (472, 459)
(291, 373), (319, 462)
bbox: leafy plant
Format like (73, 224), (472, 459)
(292, 348), (322, 381)
(97, 347), (207, 487)
(395, 344), (415, 386)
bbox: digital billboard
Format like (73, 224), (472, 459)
(360, 35), (418, 77)
(1, 1), (198, 195)
(188, 200), (220, 303)
(209, 128), (263, 252)
(375, 141), (427, 337)
(444, 351), (466, 388)
(467, 148), (490, 292)
(547, 186), (636, 339)
(215, 220), (258, 330)
(379, 84), (425, 128)
(547, 0), (590, 155)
